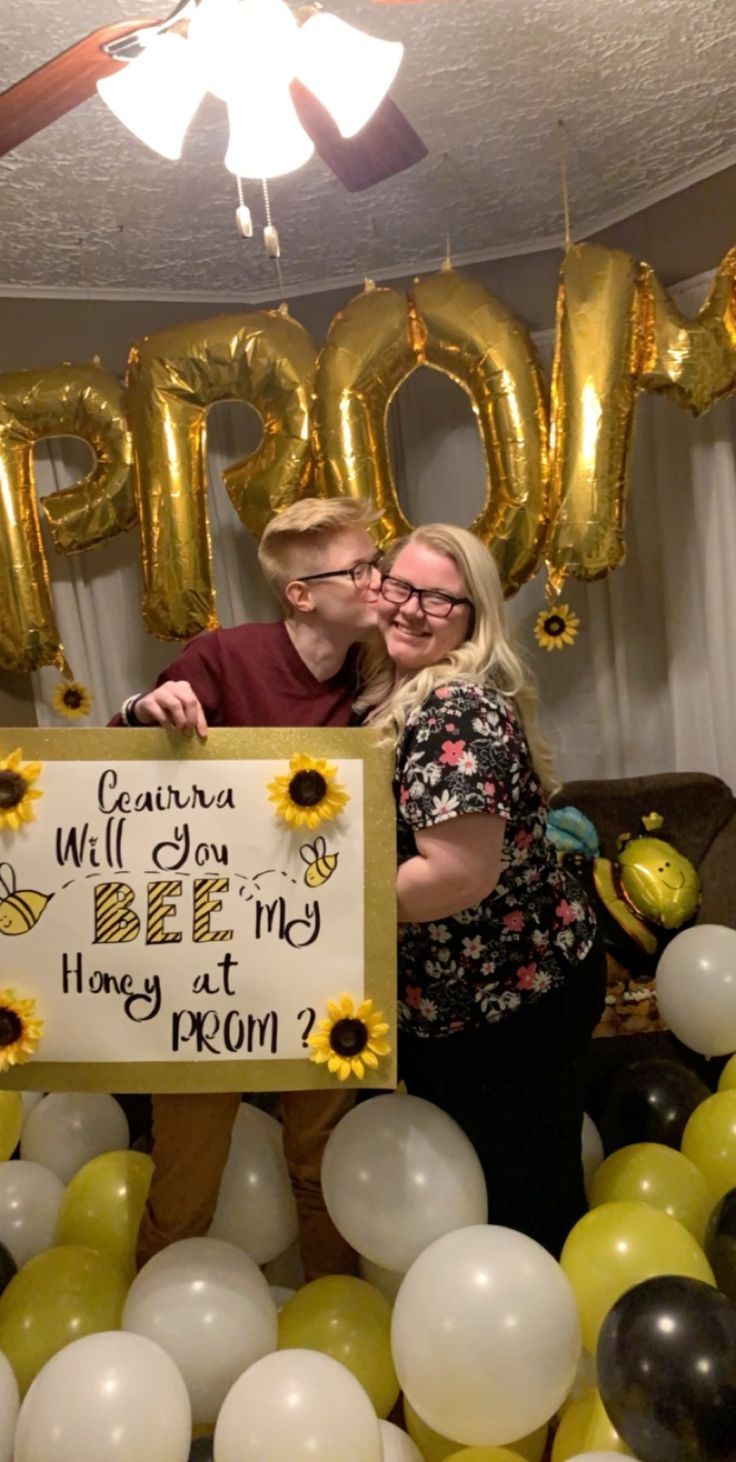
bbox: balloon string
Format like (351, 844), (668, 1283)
(557, 119), (573, 252)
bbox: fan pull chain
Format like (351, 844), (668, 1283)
(235, 176), (253, 238)
(261, 178), (285, 294)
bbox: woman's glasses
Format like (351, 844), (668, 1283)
(379, 574), (473, 619)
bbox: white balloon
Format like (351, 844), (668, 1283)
(379, 1419), (424, 1461)
(20, 1093), (129, 1183)
(13, 1331), (191, 1462)
(0, 1349), (19, 1462)
(656, 924), (736, 1056)
(581, 1114), (604, 1197)
(391, 1225), (581, 1447)
(214, 1348), (383, 1461)
(208, 1104), (298, 1264)
(19, 1093), (43, 1126)
(322, 1095), (487, 1273)
(124, 1236), (277, 1424)
(360, 1256), (404, 1305)
(562, 1347), (597, 1410)
(0, 1160), (64, 1267)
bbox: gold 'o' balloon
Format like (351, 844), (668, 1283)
(313, 269), (550, 592)
(0, 364), (132, 672)
(126, 308), (318, 641)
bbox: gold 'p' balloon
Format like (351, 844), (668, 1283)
(313, 270), (550, 590)
(126, 309), (317, 641)
(0, 364), (132, 672)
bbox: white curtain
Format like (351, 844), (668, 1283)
(18, 274), (736, 791)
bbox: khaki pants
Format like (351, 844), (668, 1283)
(136, 1089), (358, 1280)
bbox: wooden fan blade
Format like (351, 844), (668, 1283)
(0, 19), (161, 157)
(290, 80), (427, 192)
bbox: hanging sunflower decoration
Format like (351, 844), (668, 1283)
(534, 602), (580, 652)
(52, 679), (92, 720)
(308, 995), (391, 1081)
(0, 750), (43, 832)
(267, 753), (349, 829)
(0, 990), (43, 1072)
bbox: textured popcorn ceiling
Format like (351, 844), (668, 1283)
(1, 0), (735, 298)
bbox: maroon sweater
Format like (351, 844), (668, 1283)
(111, 622), (357, 729)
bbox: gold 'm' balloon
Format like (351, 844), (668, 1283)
(126, 309), (317, 641)
(312, 283), (416, 548)
(547, 243), (643, 588)
(0, 364), (132, 672)
(638, 246), (736, 414)
(411, 269), (550, 593)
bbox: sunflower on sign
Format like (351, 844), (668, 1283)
(0, 990), (43, 1072)
(267, 753), (349, 829)
(308, 995), (391, 1081)
(0, 750), (43, 832)
(534, 602), (580, 652)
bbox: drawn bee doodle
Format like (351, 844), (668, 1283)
(0, 863), (53, 936)
(299, 838), (339, 889)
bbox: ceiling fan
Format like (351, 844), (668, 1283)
(0, 0), (447, 192)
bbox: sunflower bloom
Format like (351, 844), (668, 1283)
(0, 990), (43, 1071)
(267, 753), (349, 829)
(52, 679), (92, 720)
(0, 750), (43, 832)
(534, 603), (580, 652)
(308, 994), (391, 1081)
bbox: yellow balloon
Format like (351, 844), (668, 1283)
(552, 1387), (631, 1459)
(445, 1451), (525, 1461)
(0, 1092), (22, 1161)
(278, 1275), (398, 1418)
(560, 1200), (714, 1352)
(682, 1090), (736, 1199)
(0, 1244), (128, 1395)
(589, 1142), (713, 1244)
(403, 1399), (547, 1462)
(719, 1054), (736, 1093)
(55, 1149), (153, 1280)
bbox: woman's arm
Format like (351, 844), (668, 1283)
(397, 812), (506, 923)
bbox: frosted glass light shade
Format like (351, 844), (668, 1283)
(189, 0), (299, 102)
(295, 12), (403, 137)
(97, 33), (205, 160)
(225, 86), (314, 177)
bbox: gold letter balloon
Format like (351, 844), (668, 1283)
(0, 364), (132, 672)
(1, 244), (736, 669)
(126, 308), (317, 640)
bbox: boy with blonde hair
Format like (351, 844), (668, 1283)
(115, 495), (380, 1276)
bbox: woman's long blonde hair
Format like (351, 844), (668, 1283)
(356, 524), (559, 797)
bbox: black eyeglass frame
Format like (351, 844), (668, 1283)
(379, 573), (474, 620)
(296, 555), (382, 589)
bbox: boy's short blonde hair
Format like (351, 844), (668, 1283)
(258, 496), (377, 607)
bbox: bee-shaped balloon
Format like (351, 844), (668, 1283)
(299, 837), (339, 889)
(0, 863), (53, 936)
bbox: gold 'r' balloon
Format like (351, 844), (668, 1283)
(126, 309), (317, 641)
(411, 269), (550, 592)
(0, 364), (132, 672)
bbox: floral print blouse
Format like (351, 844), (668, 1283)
(396, 681), (597, 1038)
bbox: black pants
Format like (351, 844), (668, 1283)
(398, 940), (607, 1259)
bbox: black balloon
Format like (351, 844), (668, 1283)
(706, 1187), (736, 1305)
(188, 1439), (214, 1462)
(599, 1057), (709, 1153)
(0, 1240), (17, 1297)
(597, 1275), (736, 1461)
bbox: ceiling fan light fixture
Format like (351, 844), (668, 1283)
(294, 12), (403, 138)
(224, 86), (314, 177)
(188, 0), (299, 102)
(96, 32), (204, 160)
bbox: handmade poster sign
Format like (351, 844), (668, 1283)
(0, 728), (396, 1092)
